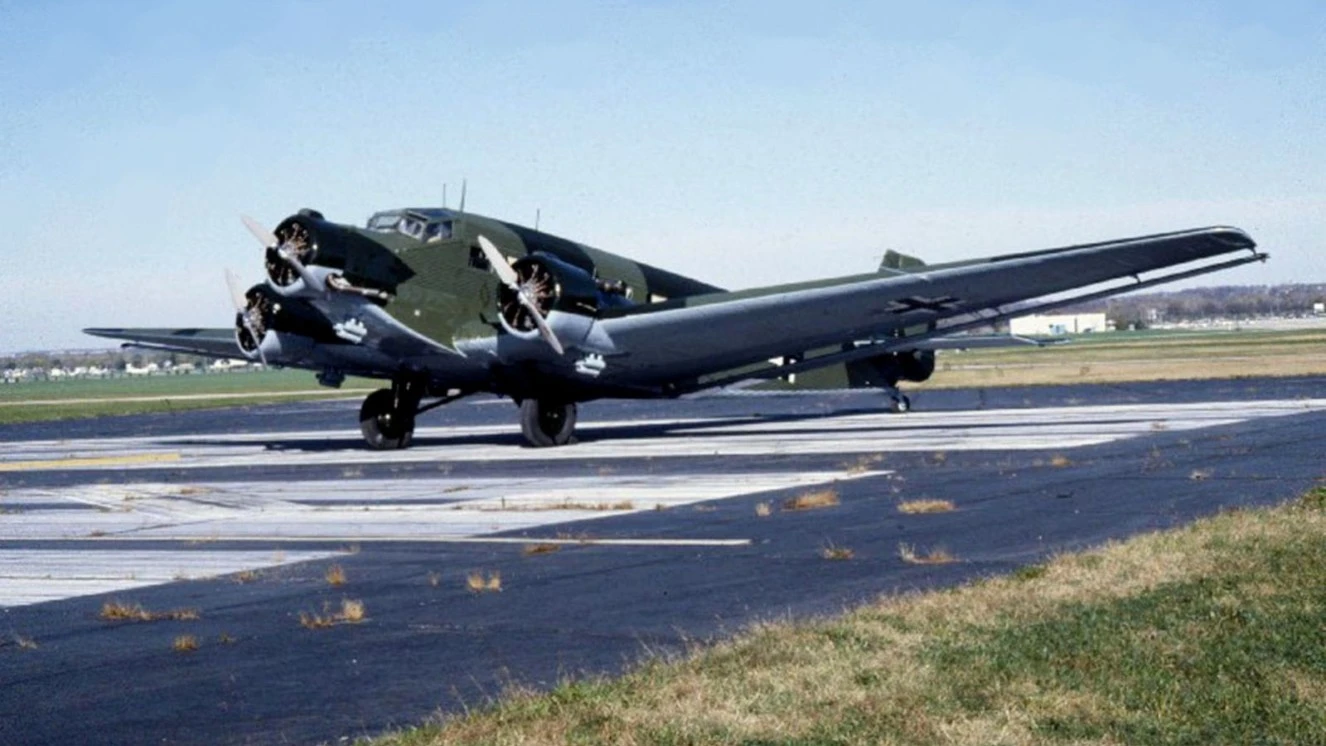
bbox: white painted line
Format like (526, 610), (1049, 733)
(0, 549), (339, 608)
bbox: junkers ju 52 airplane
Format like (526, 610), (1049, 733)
(86, 206), (1265, 449)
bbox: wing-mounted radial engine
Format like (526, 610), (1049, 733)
(495, 253), (602, 347)
(230, 280), (336, 365)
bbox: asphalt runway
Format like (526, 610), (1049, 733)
(1, 377), (1324, 745)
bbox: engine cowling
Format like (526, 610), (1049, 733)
(845, 349), (936, 386)
(265, 211), (412, 295)
(496, 253), (600, 340)
(233, 284), (333, 363)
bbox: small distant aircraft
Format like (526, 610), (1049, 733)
(87, 207), (1265, 448)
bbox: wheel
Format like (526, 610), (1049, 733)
(359, 388), (415, 450)
(889, 393), (911, 414)
(519, 399), (577, 447)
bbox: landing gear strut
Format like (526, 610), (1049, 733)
(359, 381), (421, 450)
(519, 399), (577, 447)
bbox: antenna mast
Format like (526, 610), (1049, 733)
(442, 183), (447, 208)
(459, 179), (467, 212)
(535, 208), (541, 232)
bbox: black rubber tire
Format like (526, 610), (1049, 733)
(519, 399), (577, 447)
(359, 388), (415, 450)
(890, 394), (912, 414)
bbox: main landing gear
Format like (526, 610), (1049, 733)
(359, 384), (420, 450)
(519, 399), (577, 447)
(357, 380), (579, 450)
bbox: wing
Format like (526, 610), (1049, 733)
(595, 226), (1263, 386)
(84, 327), (244, 359)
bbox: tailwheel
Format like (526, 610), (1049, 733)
(359, 388), (416, 450)
(885, 387), (911, 414)
(519, 399), (577, 447)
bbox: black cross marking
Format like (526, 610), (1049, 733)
(884, 295), (962, 314)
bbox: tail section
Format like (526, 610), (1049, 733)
(879, 249), (926, 272)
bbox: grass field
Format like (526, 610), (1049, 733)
(369, 485), (1326, 746)
(917, 327), (1326, 390)
(0, 369), (375, 425)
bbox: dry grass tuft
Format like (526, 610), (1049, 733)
(234, 570), (259, 584)
(897, 499), (956, 514)
(481, 499), (636, 512)
(755, 502), (772, 517)
(820, 543), (855, 560)
(8, 633), (38, 650)
(466, 571), (503, 593)
(339, 598), (366, 623)
(325, 564), (347, 586)
(99, 600), (199, 623)
(299, 598), (367, 629)
(522, 543), (561, 556)
(842, 453), (884, 475)
(783, 488), (840, 512)
(1049, 454), (1073, 467)
(172, 635), (199, 653)
(1190, 468), (1213, 481)
(427, 571), (442, 587)
(930, 451), (948, 465)
(898, 543), (958, 565)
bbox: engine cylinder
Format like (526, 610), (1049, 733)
(496, 253), (599, 339)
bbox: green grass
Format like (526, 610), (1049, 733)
(0, 370), (376, 424)
(918, 327), (1326, 389)
(366, 485), (1326, 746)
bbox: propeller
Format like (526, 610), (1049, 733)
(225, 270), (268, 367)
(240, 214), (325, 293)
(477, 235), (564, 355)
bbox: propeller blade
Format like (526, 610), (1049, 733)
(477, 235), (519, 288)
(519, 293), (565, 355)
(224, 269), (248, 311)
(241, 215), (278, 248)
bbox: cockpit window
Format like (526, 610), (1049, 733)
(398, 216), (425, 239)
(367, 212), (401, 232)
(425, 220), (453, 242)
(368, 209), (456, 242)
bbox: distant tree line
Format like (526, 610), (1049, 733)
(1, 348), (212, 373)
(1069, 284), (1326, 329)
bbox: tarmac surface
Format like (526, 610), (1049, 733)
(1, 376), (1324, 745)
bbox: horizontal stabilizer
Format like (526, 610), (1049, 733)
(900, 334), (1064, 351)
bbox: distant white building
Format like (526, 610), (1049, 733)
(1009, 313), (1109, 336)
(1314, 302), (1325, 316)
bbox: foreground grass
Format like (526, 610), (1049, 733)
(370, 485), (1326, 746)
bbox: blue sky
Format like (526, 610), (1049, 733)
(1, 0), (1323, 352)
